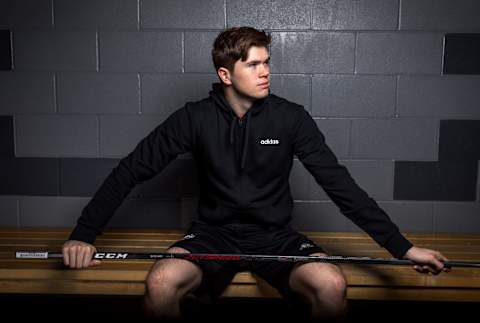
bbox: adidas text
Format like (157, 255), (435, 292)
(260, 139), (280, 145)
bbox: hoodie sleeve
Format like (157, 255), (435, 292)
(292, 107), (413, 259)
(69, 105), (195, 244)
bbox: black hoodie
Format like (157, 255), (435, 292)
(69, 82), (413, 259)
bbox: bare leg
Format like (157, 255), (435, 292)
(289, 252), (349, 322)
(142, 247), (202, 320)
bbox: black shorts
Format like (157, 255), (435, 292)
(169, 219), (326, 302)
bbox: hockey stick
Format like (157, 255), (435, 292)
(14, 251), (480, 268)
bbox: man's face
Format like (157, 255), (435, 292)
(226, 46), (270, 100)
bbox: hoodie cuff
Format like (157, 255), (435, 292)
(383, 231), (414, 259)
(68, 224), (97, 245)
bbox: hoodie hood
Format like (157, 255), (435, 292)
(209, 82), (270, 171)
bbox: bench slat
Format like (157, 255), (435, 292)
(1, 228), (479, 302)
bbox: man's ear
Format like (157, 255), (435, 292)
(217, 67), (232, 86)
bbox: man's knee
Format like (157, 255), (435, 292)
(315, 267), (347, 299)
(289, 256), (348, 322)
(145, 247), (202, 298)
(289, 253), (348, 300)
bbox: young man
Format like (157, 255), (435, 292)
(62, 27), (450, 321)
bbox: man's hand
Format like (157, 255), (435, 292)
(403, 246), (451, 275)
(62, 240), (101, 269)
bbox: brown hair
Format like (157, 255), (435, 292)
(212, 26), (271, 74)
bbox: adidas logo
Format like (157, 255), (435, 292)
(260, 138), (280, 145)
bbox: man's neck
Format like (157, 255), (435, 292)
(223, 85), (254, 120)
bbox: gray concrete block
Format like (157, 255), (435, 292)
(19, 195), (179, 229)
(401, 0), (480, 31)
(313, 0), (398, 30)
(19, 196), (89, 227)
(309, 160), (394, 202)
(351, 118), (438, 160)
(0, 72), (54, 114)
(397, 75), (480, 118)
(356, 32), (443, 74)
(291, 201), (350, 231)
(344, 160), (394, 201)
(54, 0), (138, 30)
(312, 75), (396, 118)
(16, 115), (98, 157)
(375, 201), (434, 233)
(270, 74), (310, 112)
(0, 157), (59, 195)
(184, 31), (219, 73)
(141, 73), (218, 115)
(99, 31), (182, 72)
(0, 0), (52, 29)
(110, 198), (179, 229)
(227, 0), (311, 29)
(99, 114), (165, 157)
(142, 0), (224, 29)
(0, 116), (13, 157)
(14, 31), (97, 71)
(270, 32), (355, 73)
(60, 158), (120, 197)
(478, 161), (480, 202)
(313, 119), (350, 159)
(57, 72), (140, 114)
(0, 196), (19, 227)
(434, 202), (480, 234)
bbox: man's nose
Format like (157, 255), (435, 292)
(259, 64), (269, 77)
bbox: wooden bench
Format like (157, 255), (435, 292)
(1, 228), (479, 302)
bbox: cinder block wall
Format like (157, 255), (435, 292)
(0, 0), (479, 234)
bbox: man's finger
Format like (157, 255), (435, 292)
(83, 248), (92, 268)
(439, 254), (449, 262)
(436, 254), (451, 272)
(63, 248), (69, 266)
(432, 258), (445, 271)
(426, 264), (440, 275)
(76, 248), (85, 269)
(69, 248), (76, 268)
(415, 265), (428, 274)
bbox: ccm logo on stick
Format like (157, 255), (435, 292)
(94, 253), (128, 259)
